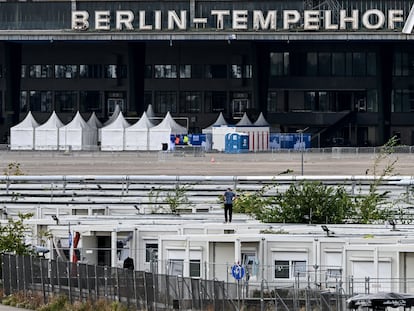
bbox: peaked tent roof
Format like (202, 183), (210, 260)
(104, 104), (121, 126)
(11, 111), (39, 129)
(236, 112), (253, 126)
(127, 111), (154, 130)
(210, 112), (228, 127)
(254, 112), (270, 126)
(87, 112), (102, 128)
(102, 111), (130, 129)
(63, 111), (90, 129)
(146, 104), (155, 119)
(151, 112), (187, 134)
(37, 111), (64, 129)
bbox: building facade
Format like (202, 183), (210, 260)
(1, 0), (414, 146)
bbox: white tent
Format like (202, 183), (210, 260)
(10, 111), (39, 150)
(100, 112), (130, 151)
(146, 104), (155, 119)
(202, 112), (228, 134)
(58, 112), (97, 151)
(124, 111), (155, 151)
(236, 112), (253, 126)
(34, 111), (64, 150)
(254, 112), (270, 126)
(149, 112), (187, 151)
(235, 112), (270, 151)
(87, 112), (102, 146)
(103, 104), (121, 126)
(87, 112), (102, 128)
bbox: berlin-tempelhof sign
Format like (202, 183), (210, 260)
(71, 5), (414, 33)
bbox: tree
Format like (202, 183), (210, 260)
(0, 213), (34, 255)
(352, 136), (398, 224)
(233, 137), (400, 225)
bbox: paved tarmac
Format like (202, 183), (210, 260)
(0, 306), (27, 311)
(1, 149), (414, 176)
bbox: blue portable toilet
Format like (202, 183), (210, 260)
(225, 133), (249, 153)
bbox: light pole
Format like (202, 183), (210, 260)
(296, 127), (309, 175)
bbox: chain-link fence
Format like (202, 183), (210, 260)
(1, 253), (353, 311)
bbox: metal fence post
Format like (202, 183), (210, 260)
(67, 261), (72, 304)
(94, 264), (98, 301)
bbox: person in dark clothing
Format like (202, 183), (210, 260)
(223, 188), (236, 223)
(123, 257), (134, 270)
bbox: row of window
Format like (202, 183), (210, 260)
(145, 91), (252, 115)
(270, 51), (377, 77)
(267, 90), (378, 113)
(394, 52), (414, 76)
(19, 88), (414, 114)
(0, 50), (413, 81)
(20, 90), (102, 113)
(21, 64), (127, 79)
(19, 89), (252, 115)
(145, 64), (252, 79)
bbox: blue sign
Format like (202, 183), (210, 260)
(231, 264), (245, 280)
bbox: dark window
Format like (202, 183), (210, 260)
(352, 52), (366, 76)
(169, 259), (184, 276)
(205, 65), (227, 78)
(306, 53), (317, 76)
(29, 91), (52, 112)
(270, 52), (289, 76)
(55, 91), (77, 112)
(20, 91), (28, 112)
(367, 52), (376, 76)
(231, 65), (252, 79)
(332, 53), (345, 76)
(190, 259), (201, 277)
(204, 91), (226, 113)
(304, 92), (316, 111)
(29, 65), (53, 78)
(267, 91), (278, 113)
(80, 91), (101, 112)
(55, 65), (77, 78)
(145, 243), (158, 262)
(393, 89), (414, 112)
(191, 64), (203, 78)
(80, 65), (102, 79)
(154, 91), (177, 113)
(144, 91), (152, 108)
(21, 65), (27, 78)
(179, 91), (201, 113)
(144, 65), (153, 79)
(318, 53), (331, 76)
(180, 65), (191, 78)
(154, 65), (177, 78)
(275, 260), (289, 278)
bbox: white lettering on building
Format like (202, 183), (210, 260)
(70, 8), (410, 32)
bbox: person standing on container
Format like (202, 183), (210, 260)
(223, 188), (236, 223)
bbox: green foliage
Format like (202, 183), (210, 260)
(232, 136), (399, 225)
(0, 213), (34, 255)
(3, 293), (131, 311)
(3, 162), (24, 176)
(37, 295), (68, 311)
(233, 185), (273, 220)
(267, 181), (354, 224)
(165, 184), (193, 214)
(148, 184), (193, 214)
(352, 136), (399, 224)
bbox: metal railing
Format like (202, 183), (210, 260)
(2, 253), (352, 311)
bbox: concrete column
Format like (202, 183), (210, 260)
(235, 238), (241, 264)
(111, 230), (118, 268)
(184, 238), (190, 277)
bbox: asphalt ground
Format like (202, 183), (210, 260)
(1, 150), (413, 176)
(0, 306), (27, 311)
